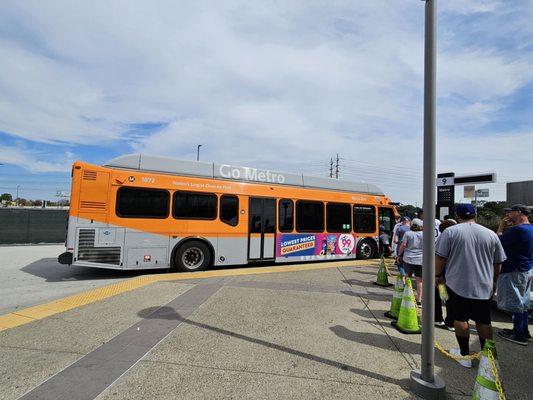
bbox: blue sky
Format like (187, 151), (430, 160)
(0, 0), (532, 204)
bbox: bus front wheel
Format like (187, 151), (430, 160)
(173, 241), (211, 272)
(356, 239), (377, 260)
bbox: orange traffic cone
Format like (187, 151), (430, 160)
(391, 278), (420, 334)
(384, 275), (404, 319)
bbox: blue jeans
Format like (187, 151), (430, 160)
(512, 311), (530, 339)
(396, 260), (406, 276)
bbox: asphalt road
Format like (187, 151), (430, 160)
(0, 245), (160, 315)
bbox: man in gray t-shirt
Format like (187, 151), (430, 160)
(435, 204), (506, 367)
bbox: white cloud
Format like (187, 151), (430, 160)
(0, 1), (531, 204)
(440, 0), (504, 15)
(0, 145), (74, 173)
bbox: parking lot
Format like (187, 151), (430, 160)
(0, 246), (531, 400)
(0, 245), (149, 315)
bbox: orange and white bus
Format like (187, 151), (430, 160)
(58, 154), (398, 271)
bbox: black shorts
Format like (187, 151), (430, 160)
(404, 262), (422, 278)
(447, 286), (491, 325)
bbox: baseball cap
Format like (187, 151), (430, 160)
(456, 203), (476, 218)
(411, 218), (423, 227)
(503, 204), (531, 215)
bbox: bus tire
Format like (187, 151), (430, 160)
(356, 239), (377, 260)
(173, 240), (211, 272)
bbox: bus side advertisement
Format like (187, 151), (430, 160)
(276, 233), (357, 258)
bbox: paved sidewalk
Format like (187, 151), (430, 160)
(0, 261), (531, 399)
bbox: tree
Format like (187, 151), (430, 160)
(397, 204), (418, 219)
(477, 201), (508, 232)
(479, 201), (507, 217)
(0, 193), (12, 202)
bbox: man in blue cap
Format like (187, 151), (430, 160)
(496, 204), (533, 345)
(435, 203), (506, 368)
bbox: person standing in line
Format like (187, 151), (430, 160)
(394, 217), (411, 276)
(435, 218), (457, 331)
(397, 218), (424, 304)
(379, 225), (392, 257)
(417, 208), (441, 241)
(391, 215), (402, 256)
(435, 204), (506, 368)
(496, 204), (533, 345)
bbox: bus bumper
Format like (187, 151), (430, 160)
(58, 251), (73, 265)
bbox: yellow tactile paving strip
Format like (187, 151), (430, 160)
(0, 259), (381, 332)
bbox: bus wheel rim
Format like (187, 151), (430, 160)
(360, 242), (372, 257)
(182, 247), (204, 269)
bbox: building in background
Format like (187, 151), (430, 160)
(507, 180), (533, 209)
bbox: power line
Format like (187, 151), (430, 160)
(342, 171), (422, 181)
(0, 186), (69, 192)
(341, 157), (423, 173)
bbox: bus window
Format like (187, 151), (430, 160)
(116, 187), (169, 218)
(378, 207), (394, 234)
(220, 195), (239, 226)
(353, 205), (376, 233)
(173, 191), (217, 220)
(326, 203), (351, 233)
(264, 198), (276, 233)
(296, 201), (324, 232)
(278, 199), (294, 232)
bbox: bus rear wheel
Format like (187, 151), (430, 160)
(356, 239), (377, 260)
(173, 241), (211, 272)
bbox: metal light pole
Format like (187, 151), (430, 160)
(410, 1), (445, 398)
(197, 144), (202, 161)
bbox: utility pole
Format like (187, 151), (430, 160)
(410, 1), (445, 398)
(16, 185), (20, 207)
(196, 144), (202, 161)
(329, 158), (334, 178)
(335, 154), (339, 179)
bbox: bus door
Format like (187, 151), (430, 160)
(248, 197), (276, 260)
(378, 207), (394, 256)
(378, 207), (394, 235)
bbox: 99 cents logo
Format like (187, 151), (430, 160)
(337, 234), (355, 254)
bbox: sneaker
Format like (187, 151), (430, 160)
(502, 328), (532, 341)
(444, 322), (456, 332)
(498, 330), (528, 346)
(449, 348), (472, 368)
(435, 321), (446, 329)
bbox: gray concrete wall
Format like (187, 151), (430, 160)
(0, 208), (68, 244)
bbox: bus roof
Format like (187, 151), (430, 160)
(104, 154), (384, 196)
